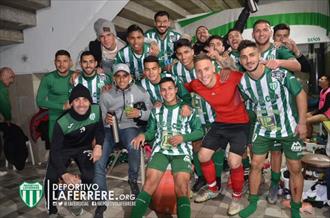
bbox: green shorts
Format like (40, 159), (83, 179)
(147, 152), (192, 174)
(252, 135), (303, 160)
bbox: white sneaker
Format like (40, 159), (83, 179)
(227, 198), (242, 216)
(194, 188), (219, 203)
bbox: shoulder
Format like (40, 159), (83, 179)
(145, 28), (156, 35)
(133, 84), (148, 94)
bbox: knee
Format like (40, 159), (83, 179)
(143, 178), (158, 194)
(250, 159), (263, 171)
(198, 150), (212, 163)
(228, 158), (242, 169)
(174, 181), (189, 197)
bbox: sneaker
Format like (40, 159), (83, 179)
(71, 207), (84, 216)
(267, 185), (279, 204)
(128, 180), (140, 197)
(194, 188), (219, 203)
(192, 177), (206, 193)
(94, 206), (107, 218)
(228, 198), (242, 216)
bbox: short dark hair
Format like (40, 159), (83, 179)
(237, 40), (258, 53)
(127, 24), (144, 36)
(174, 38), (192, 52)
(273, 23), (290, 35)
(228, 28), (242, 35)
(193, 53), (212, 65)
(253, 19), (271, 30)
(55, 49), (71, 59)
(143, 55), (160, 66)
(80, 51), (96, 62)
(195, 25), (208, 34)
(159, 77), (176, 87)
(154, 11), (169, 20)
(206, 35), (223, 46)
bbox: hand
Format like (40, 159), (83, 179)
(168, 135), (184, 147)
(126, 108), (140, 119)
(70, 70), (80, 85)
(102, 84), (112, 92)
(273, 41), (282, 49)
(295, 123), (307, 140)
(131, 134), (145, 150)
(96, 67), (105, 74)
(63, 101), (71, 110)
(204, 46), (220, 60)
(180, 105), (192, 117)
(105, 113), (113, 125)
(149, 41), (160, 57)
(219, 68), (231, 83)
(153, 101), (162, 108)
(260, 59), (281, 70)
(91, 145), (102, 163)
(61, 173), (81, 185)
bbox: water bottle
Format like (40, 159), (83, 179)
(108, 111), (120, 144)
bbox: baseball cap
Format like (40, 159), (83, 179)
(113, 64), (130, 76)
(94, 18), (116, 38)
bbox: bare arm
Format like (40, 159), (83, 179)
(295, 90), (307, 139)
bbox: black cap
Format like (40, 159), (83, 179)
(69, 84), (93, 104)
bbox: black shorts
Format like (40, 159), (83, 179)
(202, 122), (249, 156)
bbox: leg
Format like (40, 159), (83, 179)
(213, 149), (225, 189)
(192, 140), (206, 192)
(268, 145), (282, 204)
(306, 113), (328, 138)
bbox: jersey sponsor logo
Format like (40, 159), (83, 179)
(271, 69), (285, 82)
(290, 141), (302, 152)
(80, 126), (86, 133)
(68, 123), (74, 129)
(89, 113), (95, 121)
(183, 155), (191, 163)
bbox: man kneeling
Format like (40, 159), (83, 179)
(130, 77), (203, 218)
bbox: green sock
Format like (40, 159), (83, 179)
(213, 150), (225, 178)
(270, 170), (281, 187)
(242, 157), (250, 169)
(290, 200), (302, 218)
(177, 196), (190, 218)
(130, 191), (151, 218)
(239, 195), (259, 218)
(193, 152), (203, 177)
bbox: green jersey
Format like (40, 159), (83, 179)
(261, 43), (295, 61)
(138, 72), (190, 104)
(239, 67), (302, 138)
(145, 28), (181, 67)
(74, 72), (111, 104)
(144, 102), (203, 157)
(0, 81), (11, 121)
(115, 43), (151, 81)
(229, 50), (245, 72)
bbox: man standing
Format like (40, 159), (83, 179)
(185, 54), (249, 215)
(36, 50), (74, 141)
(238, 40), (306, 218)
(44, 84), (104, 216)
(94, 63), (152, 217)
(130, 77), (204, 218)
(145, 11), (181, 69)
(74, 51), (112, 104)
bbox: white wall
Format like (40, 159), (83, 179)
(0, 0), (128, 74)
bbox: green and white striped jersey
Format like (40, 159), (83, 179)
(261, 43), (295, 61)
(74, 72), (111, 104)
(138, 72), (189, 104)
(115, 43), (151, 81)
(239, 67), (302, 138)
(145, 103), (202, 157)
(145, 28), (181, 67)
(171, 62), (216, 125)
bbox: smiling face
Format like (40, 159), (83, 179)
(155, 15), (170, 35)
(55, 55), (71, 75)
(0, 69), (15, 87)
(196, 26), (209, 43)
(71, 97), (91, 115)
(81, 54), (97, 76)
(99, 32), (116, 50)
(252, 22), (272, 46)
(195, 59), (216, 88)
(175, 46), (194, 67)
(160, 80), (178, 105)
(228, 30), (243, 50)
(144, 61), (161, 84)
(114, 71), (131, 90)
(127, 30), (144, 54)
(239, 46), (260, 73)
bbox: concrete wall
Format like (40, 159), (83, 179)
(0, 0), (128, 74)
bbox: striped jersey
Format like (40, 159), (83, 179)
(115, 43), (151, 81)
(261, 43), (295, 61)
(138, 72), (189, 103)
(145, 103), (202, 157)
(74, 72), (111, 104)
(239, 67), (302, 138)
(171, 62), (216, 125)
(145, 28), (181, 67)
